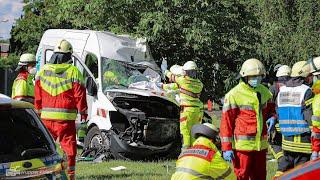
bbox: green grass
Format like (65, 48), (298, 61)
(76, 160), (278, 180)
(75, 111), (278, 179)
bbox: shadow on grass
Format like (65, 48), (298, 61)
(77, 172), (164, 179)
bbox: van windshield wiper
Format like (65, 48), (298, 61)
(21, 148), (52, 158)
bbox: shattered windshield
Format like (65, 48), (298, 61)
(101, 58), (161, 91)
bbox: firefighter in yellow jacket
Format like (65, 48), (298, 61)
(171, 123), (236, 180)
(305, 56), (320, 160)
(12, 53), (36, 103)
(161, 60), (204, 149)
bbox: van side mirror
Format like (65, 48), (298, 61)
(86, 76), (97, 96)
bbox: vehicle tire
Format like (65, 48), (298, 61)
(84, 126), (112, 159)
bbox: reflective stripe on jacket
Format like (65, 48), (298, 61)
(282, 133), (311, 154)
(164, 71), (203, 107)
(11, 71), (34, 103)
(311, 80), (320, 152)
(34, 63), (87, 121)
(171, 137), (236, 180)
(220, 81), (274, 151)
(277, 84), (310, 136)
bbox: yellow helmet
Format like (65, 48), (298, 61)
(240, 58), (266, 77)
(18, 53), (36, 65)
(291, 61), (311, 77)
(170, 65), (185, 76)
(308, 56), (320, 75)
(183, 61), (198, 71)
(276, 65), (291, 77)
(54, 39), (73, 53)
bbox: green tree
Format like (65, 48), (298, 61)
(253, 0), (320, 70)
(10, 0), (261, 100)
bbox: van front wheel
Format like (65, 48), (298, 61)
(84, 126), (112, 159)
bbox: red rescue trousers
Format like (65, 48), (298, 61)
(42, 120), (77, 177)
(232, 150), (267, 180)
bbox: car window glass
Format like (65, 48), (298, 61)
(85, 53), (98, 78)
(45, 49), (53, 63)
(0, 108), (54, 163)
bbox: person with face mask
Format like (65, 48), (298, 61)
(220, 58), (276, 180)
(268, 64), (291, 177)
(276, 61), (313, 173)
(12, 53), (37, 103)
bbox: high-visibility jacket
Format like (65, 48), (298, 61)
(311, 80), (320, 152)
(164, 71), (203, 107)
(171, 136), (236, 180)
(276, 78), (312, 154)
(34, 64), (87, 121)
(220, 81), (275, 151)
(277, 84), (311, 136)
(11, 71), (34, 103)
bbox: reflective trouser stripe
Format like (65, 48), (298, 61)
(175, 167), (213, 179)
(269, 146), (284, 160)
(41, 108), (77, 120)
(216, 167), (233, 179)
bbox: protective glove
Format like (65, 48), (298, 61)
(311, 151), (319, 160)
(266, 117), (276, 133)
(77, 120), (88, 143)
(223, 150), (234, 163)
(161, 58), (168, 74)
(156, 82), (163, 88)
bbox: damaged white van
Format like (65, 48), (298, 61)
(36, 29), (182, 160)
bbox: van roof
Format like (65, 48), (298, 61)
(0, 94), (34, 109)
(40, 29), (155, 65)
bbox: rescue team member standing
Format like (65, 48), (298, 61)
(12, 53), (36, 103)
(161, 60), (204, 149)
(268, 65), (291, 177)
(276, 61), (313, 172)
(220, 58), (276, 180)
(171, 123), (236, 180)
(34, 39), (88, 179)
(305, 57), (320, 160)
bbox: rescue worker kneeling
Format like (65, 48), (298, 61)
(171, 123), (236, 180)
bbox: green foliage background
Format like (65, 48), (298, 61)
(8, 0), (320, 100)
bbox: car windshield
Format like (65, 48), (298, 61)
(0, 108), (55, 163)
(101, 58), (161, 91)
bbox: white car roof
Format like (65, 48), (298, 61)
(40, 29), (156, 65)
(0, 94), (34, 108)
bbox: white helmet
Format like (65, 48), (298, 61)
(291, 61), (311, 78)
(240, 58), (266, 77)
(18, 53), (36, 66)
(170, 65), (185, 76)
(309, 56), (320, 75)
(183, 61), (198, 71)
(276, 65), (291, 77)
